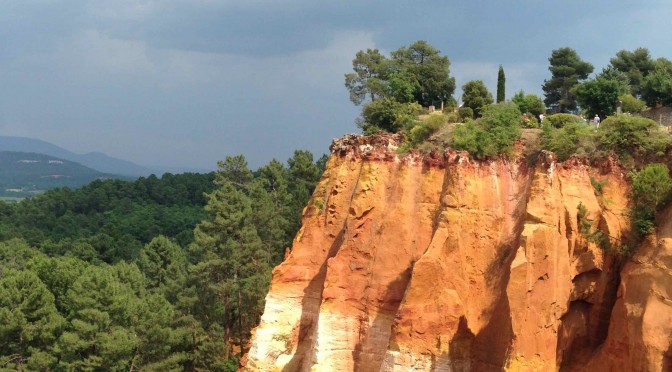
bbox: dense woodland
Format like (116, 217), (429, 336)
(0, 150), (326, 371)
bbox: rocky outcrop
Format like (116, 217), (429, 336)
(243, 133), (670, 371)
(581, 206), (672, 372)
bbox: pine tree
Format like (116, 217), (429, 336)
(138, 235), (188, 301)
(0, 269), (65, 370)
(189, 162), (271, 365)
(287, 150), (322, 233)
(252, 160), (292, 264)
(497, 65), (506, 102)
(57, 265), (140, 371)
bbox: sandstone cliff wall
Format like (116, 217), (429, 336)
(244, 134), (670, 371)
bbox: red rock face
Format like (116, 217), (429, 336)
(243, 134), (670, 371)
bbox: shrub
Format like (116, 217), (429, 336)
(423, 113), (447, 127)
(522, 114), (539, 128)
(444, 112), (459, 123)
(590, 176), (606, 196)
(451, 102), (522, 159)
(597, 116), (671, 164)
(544, 113), (585, 128)
(458, 107), (474, 121)
(541, 122), (596, 161)
(451, 123), (497, 159)
(630, 163), (672, 235)
(359, 98), (422, 133)
(408, 114), (445, 145)
(512, 91), (546, 118)
(619, 94), (646, 113)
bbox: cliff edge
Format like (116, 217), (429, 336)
(243, 133), (672, 371)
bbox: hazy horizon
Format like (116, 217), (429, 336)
(2, 0), (671, 169)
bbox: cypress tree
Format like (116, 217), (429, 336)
(497, 65), (506, 102)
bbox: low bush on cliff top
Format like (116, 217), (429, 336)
(597, 115), (671, 165)
(630, 163), (672, 236)
(542, 113), (585, 128)
(451, 102), (522, 159)
(540, 115), (671, 166)
(357, 98), (422, 134)
(541, 121), (596, 161)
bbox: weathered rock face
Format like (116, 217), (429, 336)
(582, 206), (672, 372)
(243, 134), (669, 371)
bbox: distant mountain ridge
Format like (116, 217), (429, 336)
(0, 151), (127, 197)
(0, 136), (154, 177)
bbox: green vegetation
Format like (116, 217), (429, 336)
(358, 98), (422, 134)
(542, 47), (594, 112)
(609, 48), (655, 97)
(641, 59), (672, 107)
(345, 40), (455, 109)
(543, 113), (585, 128)
(630, 164), (672, 236)
(590, 176), (607, 196)
(511, 90), (545, 118)
(458, 107), (474, 121)
(0, 151), (324, 370)
(540, 114), (670, 165)
(541, 121), (595, 161)
(574, 74), (629, 117)
(619, 94), (646, 113)
(408, 114), (446, 146)
(451, 102), (522, 159)
(497, 65), (505, 103)
(347, 40), (456, 133)
(461, 80), (494, 118)
(597, 116), (670, 164)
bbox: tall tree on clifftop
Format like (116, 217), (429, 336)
(390, 40), (456, 107)
(344, 49), (389, 105)
(497, 65), (506, 102)
(641, 58), (672, 107)
(609, 48), (655, 97)
(542, 47), (593, 112)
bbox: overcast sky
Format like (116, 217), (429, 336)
(1, 0), (671, 170)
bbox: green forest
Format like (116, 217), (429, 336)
(0, 150), (326, 371)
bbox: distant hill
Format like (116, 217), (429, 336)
(0, 151), (126, 197)
(0, 136), (153, 177)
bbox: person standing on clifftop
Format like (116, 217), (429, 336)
(594, 114), (600, 128)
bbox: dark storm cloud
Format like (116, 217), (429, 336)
(1, 0), (671, 169)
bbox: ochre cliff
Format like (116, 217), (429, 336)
(243, 133), (672, 371)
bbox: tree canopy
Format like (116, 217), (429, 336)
(344, 49), (389, 105)
(609, 48), (655, 97)
(512, 90), (546, 118)
(542, 47), (594, 112)
(346, 40), (455, 112)
(462, 80), (494, 118)
(0, 151), (325, 370)
(641, 58), (672, 107)
(575, 74), (630, 118)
